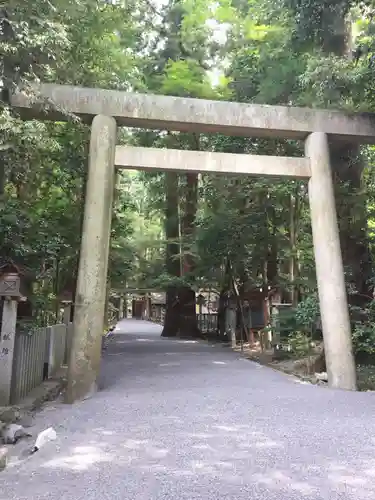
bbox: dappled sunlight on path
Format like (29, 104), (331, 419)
(2, 319), (375, 500)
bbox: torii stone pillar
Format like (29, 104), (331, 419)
(65, 115), (117, 403)
(306, 132), (356, 390)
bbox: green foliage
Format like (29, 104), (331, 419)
(0, 1), (70, 91)
(269, 294), (320, 350)
(285, 0), (353, 50)
(352, 323), (375, 357)
(352, 299), (375, 361)
(288, 331), (314, 357)
(294, 293), (320, 334)
(2, 0), (375, 364)
(274, 307), (300, 339)
(161, 60), (215, 98)
(0, 0), (148, 322)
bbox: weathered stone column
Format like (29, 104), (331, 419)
(65, 115), (117, 403)
(0, 299), (18, 405)
(305, 132), (356, 390)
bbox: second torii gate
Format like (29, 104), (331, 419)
(11, 84), (375, 401)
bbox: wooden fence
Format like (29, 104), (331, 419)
(10, 322), (73, 404)
(149, 311), (218, 333)
(197, 313), (218, 333)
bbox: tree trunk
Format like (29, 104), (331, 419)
(176, 285), (201, 337)
(321, 14), (373, 304)
(289, 5), (373, 305)
(162, 287), (180, 336)
(290, 7), (373, 375)
(329, 141), (373, 305)
(0, 9), (14, 210)
(217, 258), (231, 339)
(289, 189), (299, 307)
(266, 202), (278, 286)
(161, 172), (181, 337)
(179, 171), (201, 337)
(0, 155), (5, 209)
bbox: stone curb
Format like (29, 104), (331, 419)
(243, 353), (325, 386)
(0, 370), (67, 471)
(0, 368), (67, 425)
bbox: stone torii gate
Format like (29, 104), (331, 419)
(11, 84), (375, 401)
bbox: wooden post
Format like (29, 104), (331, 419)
(226, 302), (237, 348)
(144, 293), (151, 320)
(118, 295), (124, 320)
(0, 299), (18, 405)
(45, 326), (54, 378)
(124, 294), (128, 319)
(63, 303), (71, 325)
(63, 303), (72, 366)
(271, 305), (281, 346)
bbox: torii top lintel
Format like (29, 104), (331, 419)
(10, 84), (375, 143)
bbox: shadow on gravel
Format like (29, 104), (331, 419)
(6, 422), (375, 500)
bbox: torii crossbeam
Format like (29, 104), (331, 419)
(11, 83), (375, 400)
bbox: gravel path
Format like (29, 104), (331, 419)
(1, 318), (375, 500)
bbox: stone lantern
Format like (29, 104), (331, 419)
(0, 262), (23, 300)
(0, 260), (29, 405)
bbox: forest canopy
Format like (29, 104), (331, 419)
(1, 0), (375, 353)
